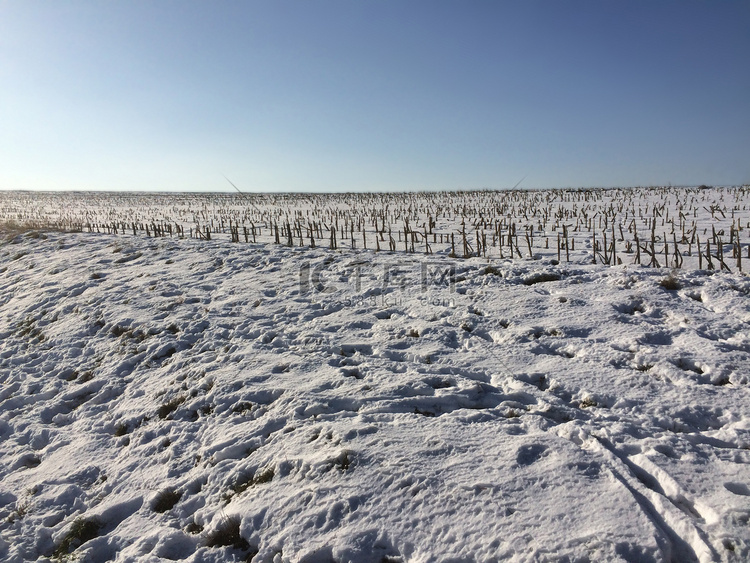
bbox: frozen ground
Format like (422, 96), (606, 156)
(1, 229), (749, 562)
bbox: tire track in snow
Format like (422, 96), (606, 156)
(585, 435), (719, 563)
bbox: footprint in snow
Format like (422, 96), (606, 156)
(516, 443), (548, 466)
(724, 482), (750, 496)
(638, 331), (673, 346)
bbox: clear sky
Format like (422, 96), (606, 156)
(1, 1), (748, 192)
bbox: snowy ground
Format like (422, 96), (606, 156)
(3, 186), (750, 271)
(1, 228), (750, 562)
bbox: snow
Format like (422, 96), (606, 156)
(3, 186), (750, 272)
(1, 190), (750, 562)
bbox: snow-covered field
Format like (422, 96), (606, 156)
(3, 186), (750, 271)
(1, 190), (750, 562)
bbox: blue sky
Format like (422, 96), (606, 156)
(1, 1), (748, 192)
